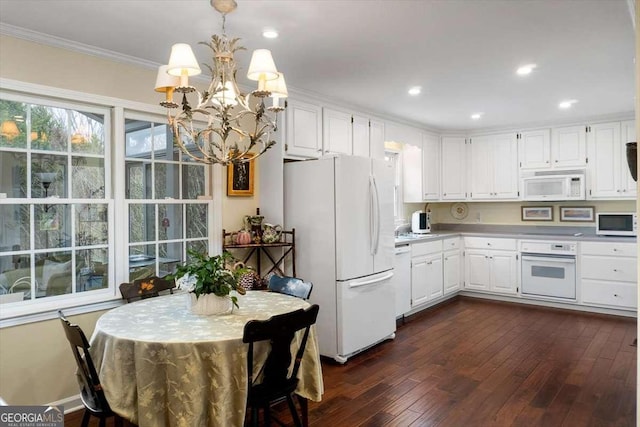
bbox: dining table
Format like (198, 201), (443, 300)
(89, 290), (324, 427)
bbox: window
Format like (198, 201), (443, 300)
(0, 95), (111, 310)
(384, 150), (403, 222)
(124, 113), (210, 281)
(0, 87), (216, 321)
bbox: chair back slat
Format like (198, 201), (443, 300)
(119, 275), (175, 303)
(243, 304), (319, 390)
(58, 310), (111, 414)
(268, 276), (313, 300)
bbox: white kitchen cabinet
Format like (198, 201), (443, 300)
(323, 108), (352, 155)
(551, 125), (587, 167)
(580, 241), (637, 310)
(441, 136), (467, 200)
(518, 129), (551, 169)
(465, 249), (490, 291)
(489, 252), (518, 294)
(443, 237), (462, 295)
(369, 120), (385, 160)
(469, 133), (518, 200)
(284, 99), (323, 158)
(352, 114), (370, 157)
(620, 120), (636, 195)
(464, 237), (518, 295)
(587, 120), (636, 199)
(411, 240), (443, 307)
(422, 133), (440, 201)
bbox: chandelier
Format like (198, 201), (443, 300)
(155, 0), (287, 166)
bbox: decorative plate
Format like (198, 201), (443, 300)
(451, 202), (469, 220)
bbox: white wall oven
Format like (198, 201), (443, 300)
(520, 241), (577, 300)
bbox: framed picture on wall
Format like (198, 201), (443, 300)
(521, 206), (553, 221)
(227, 157), (255, 197)
(559, 206), (595, 222)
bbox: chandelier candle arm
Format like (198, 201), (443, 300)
(156, 2), (286, 165)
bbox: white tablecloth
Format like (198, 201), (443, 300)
(89, 291), (324, 427)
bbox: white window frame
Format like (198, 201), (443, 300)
(0, 78), (221, 326)
(384, 148), (404, 224)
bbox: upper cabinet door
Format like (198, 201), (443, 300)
(519, 129), (551, 169)
(588, 122), (621, 199)
(421, 133), (440, 201)
(620, 120), (637, 196)
(441, 137), (467, 200)
(369, 120), (385, 160)
(468, 135), (493, 199)
(284, 99), (323, 158)
(323, 108), (353, 155)
(492, 133), (519, 199)
(352, 115), (370, 157)
(552, 125), (587, 167)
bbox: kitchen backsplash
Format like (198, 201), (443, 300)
(404, 200), (636, 227)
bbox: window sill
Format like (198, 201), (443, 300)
(0, 298), (124, 328)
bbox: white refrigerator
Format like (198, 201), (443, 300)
(284, 155), (396, 363)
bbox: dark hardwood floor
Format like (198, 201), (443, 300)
(65, 297), (637, 426)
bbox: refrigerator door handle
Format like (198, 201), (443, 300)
(347, 271), (394, 288)
(369, 175), (375, 255)
(372, 175), (380, 255)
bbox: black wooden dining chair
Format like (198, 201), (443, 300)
(267, 275), (313, 300)
(243, 304), (320, 427)
(58, 310), (123, 427)
(119, 275), (175, 303)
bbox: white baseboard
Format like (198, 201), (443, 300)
(48, 394), (83, 414)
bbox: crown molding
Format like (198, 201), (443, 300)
(0, 23), (161, 70)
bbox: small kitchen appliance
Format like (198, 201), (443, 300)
(411, 210), (431, 234)
(596, 213), (637, 236)
(521, 170), (585, 201)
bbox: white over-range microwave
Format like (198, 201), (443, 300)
(596, 213), (638, 236)
(521, 172), (585, 201)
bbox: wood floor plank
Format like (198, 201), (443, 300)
(63, 297), (636, 427)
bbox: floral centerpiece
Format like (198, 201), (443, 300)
(169, 250), (248, 314)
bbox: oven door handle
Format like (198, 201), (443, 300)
(521, 254), (576, 264)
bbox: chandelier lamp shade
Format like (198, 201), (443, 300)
(0, 120), (20, 140)
(155, 0), (287, 166)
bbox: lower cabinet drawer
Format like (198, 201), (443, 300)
(411, 240), (443, 257)
(582, 279), (637, 309)
(581, 256), (637, 282)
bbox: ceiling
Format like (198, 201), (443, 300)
(0, 0), (635, 131)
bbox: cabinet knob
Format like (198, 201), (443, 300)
(546, 160), (550, 164)
(617, 189), (621, 193)
(613, 248), (617, 251)
(613, 269), (618, 272)
(614, 294), (619, 297)
(555, 160), (558, 163)
(487, 243), (491, 246)
(623, 189), (627, 192)
(443, 193), (447, 196)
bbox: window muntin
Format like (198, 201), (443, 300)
(0, 96), (111, 310)
(124, 114), (210, 281)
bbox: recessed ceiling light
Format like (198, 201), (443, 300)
(558, 99), (578, 109)
(516, 64), (537, 76)
(262, 29), (279, 39)
(471, 113), (483, 120)
(408, 86), (421, 96)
